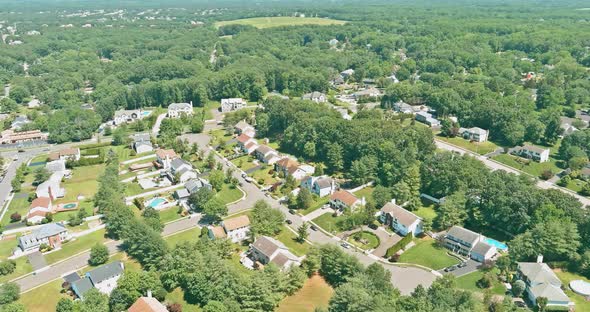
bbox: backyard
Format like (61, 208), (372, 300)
(437, 135), (500, 155)
(554, 269), (590, 312)
(455, 269), (506, 296)
(398, 238), (460, 270)
(276, 275), (334, 312)
(492, 154), (562, 177)
(53, 164), (105, 205)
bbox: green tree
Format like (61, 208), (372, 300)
(296, 187), (313, 210)
(88, 243), (109, 266)
(434, 191), (467, 230)
(296, 222), (309, 243)
(142, 207), (163, 232)
(250, 200), (284, 236)
(202, 198), (227, 222)
(188, 187), (215, 211)
(2, 303), (26, 312)
(208, 170), (225, 192)
(80, 288), (109, 312)
(512, 280), (526, 298)
(537, 296), (548, 312)
(372, 185), (392, 209)
(0, 282), (20, 304)
(56, 298), (75, 312)
(33, 167), (51, 185)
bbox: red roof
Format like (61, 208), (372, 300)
(330, 190), (359, 207)
(237, 133), (252, 144)
(156, 149), (177, 159)
(30, 197), (51, 209)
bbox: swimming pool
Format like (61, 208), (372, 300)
(484, 237), (508, 251)
(141, 111), (152, 117)
(148, 197), (167, 208)
(62, 203), (77, 209)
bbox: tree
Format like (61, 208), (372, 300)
(202, 198), (227, 222)
(188, 187), (215, 211)
(203, 301), (226, 312)
(109, 270), (165, 311)
(434, 191), (467, 230)
(33, 167), (51, 185)
(296, 222), (309, 243)
(81, 288), (109, 312)
(0, 282), (20, 304)
(56, 298), (75, 312)
(208, 170), (225, 192)
(111, 127), (128, 146)
(2, 303), (26, 312)
(88, 243), (109, 266)
(537, 296), (548, 312)
(190, 117), (204, 133)
(142, 207), (163, 232)
(0, 260), (16, 276)
(250, 200), (284, 236)
(372, 186), (392, 209)
(512, 280), (526, 298)
(296, 187), (313, 210)
(9, 213), (21, 223)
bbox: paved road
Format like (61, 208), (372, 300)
(434, 139), (590, 207)
(152, 113), (167, 136)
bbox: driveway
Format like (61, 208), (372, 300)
(303, 207), (333, 221)
(28, 251), (47, 271)
(371, 228), (402, 258)
(438, 259), (479, 277)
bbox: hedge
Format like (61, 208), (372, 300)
(385, 232), (413, 258)
(77, 142), (112, 150)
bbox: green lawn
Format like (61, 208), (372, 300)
(437, 136), (500, 155)
(1, 196), (30, 226)
(53, 164), (105, 205)
(347, 231), (380, 250)
(0, 236), (18, 259)
(554, 270), (590, 312)
(277, 275), (334, 312)
(29, 154), (48, 164)
(565, 178), (585, 193)
(0, 256), (32, 283)
(414, 206), (437, 225)
(301, 197), (329, 215)
(166, 288), (202, 312)
(124, 182), (148, 197)
(44, 229), (106, 264)
(312, 213), (344, 234)
(493, 154), (562, 177)
(250, 166), (278, 186)
(230, 155), (258, 172)
(160, 206), (183, 224)
(215, 17), (346, 29)
(216, 184), (243, 204)
(353, 186), (374, 200)
(398, 238), (459, 270)
(275, 225), (311, 256)
(19, 278), (64, 312)
(455, 269), (505, 295)
(164, 227), (201, 248)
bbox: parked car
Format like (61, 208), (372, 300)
(444, 265), (457, 272)
(288, 209), (295, 215)
(310, 225), (318, 231)
(458, 261), (468, 268)
(341, 242), (351, 249)
(285, 219), (292, 225)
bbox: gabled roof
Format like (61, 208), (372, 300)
(302, 91), (326, 100)
(132, 133), (151, 143)
(315, 177), (333, 189)
(330, 190), (360, 207)
(185, 178), (210, 193)
(276, 157), (299, 170)
(518, 262), (562, 287)
(72, 277), (94, 298)
(446, 226), (481, 245)
(156, 149), (177, 160)
(530, 283), (571, 303)
(519, 144), (549, 154)
(237, 133), (252, 144)
(63, 272), (81, 284)
(168, 102), (192, 110)
(381, 202), (421, 227)
(19, 223), (67, 249)
(31, 197), (51, 209)
(209, 226), (227, 239)
(171, 158), (192, 171)
(472, 241), (495, 256)
(87, 261), (123, 285)
(252, 236), (286, 258)
(223, 215), (250, 231)
(235, 120), (252, 131)
(128, 297), (169, 312)
(256, 145), (275, 155)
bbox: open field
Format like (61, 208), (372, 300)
(0, 256), (32, 283)
(312, 213), (344, 234)
(492, 154), (561, 177)
(275, 225), (311, 256)
(455, 269), (505, 295)
(437, 136), (500, 155)
(44, 229), (106, 264)
(215, 17), (346, 29)
(54, 164), (105, 205)
(277, 275), (334, 312)
(1, 196), (30, 226)
(398, 238), (459, 270)
(353, 186), (374, 200)
(216, 184), (243, 204)
(164, 227), (201, 248)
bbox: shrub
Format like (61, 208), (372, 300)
(9, 213), (21, 223)
(0, 260), (16, 276)
(385, 233), (413, 258)
(477, 272), (494, 289)
(540, 170), (554, 180)
(88, 243), (109, 266)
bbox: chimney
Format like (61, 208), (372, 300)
(390, 198), (396, 205)
(190, 101), (193, 106)
(537, 255), (543, 263)
(147, 290), (152, 298)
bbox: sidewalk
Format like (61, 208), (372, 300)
(302, 206), (333, 222)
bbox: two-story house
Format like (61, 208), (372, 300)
(234, 120), (256, 137)
(72, 261), (124, 299)
(517, 258), (573, 310)
(415, 111), (441, 127)
(512, 145), (550, 163)
(301, 92), (327, 103)
(221, 98), (247, 112)
(167, 158), (197, 183)
(329, 190), (364, 212)
(208, 215), (251, 243)
(18, 223), (69, 252)
(459, 127), (489, 142)
(48, 148), (81, 162)
(254, 145), (280, 165)
(443, 226), (497, 262)
(155, 149), (178, 170)
(379, 202), (423, 236)
(131, 133), (153, 154)
(300, 176), (335, 197)
(248, 236), (301, 271)
(275, 158), (315, 181)
(167, 102), (193, 118)
(174, 178), (212, 202)
(237, 134), (259, 154)
(113, 109), (142, 126)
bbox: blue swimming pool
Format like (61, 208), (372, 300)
(484, 237), (508, 251)
(148, 197), (167, 208)
(141, 111), (152, 117)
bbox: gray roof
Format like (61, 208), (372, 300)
(168, 102), (192, 110)
(132, 133), (151, 143)
(63, 272), (81, 284)
(252, 236), (286, 258)
(175, 188), (190, 199)
(256, 145), (275, 156)
(114, 109), (140, 118)
(518, 262), (562, 287)
(518, 144), (548, 154)
(530, 283), (571, 303)
(135, 141), (153, 149)
(235, 120), (251, 131)
(186, 178), (211, 193)
(171, 158), (192, 171)
(472, 241), (495, 256)
(18, 223), (67, 250)
(302, 91), (326, 100)
(315, 177), (333, 189)
(446, 226), (481, 245)
(72, 277), (94, 298)
(86, 261), (123, 285)
(45, 159), (66, 173)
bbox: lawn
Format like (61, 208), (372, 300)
(414, 206), (437, 224)
(312, 213), (344, 234)
(565, 178), (585, 193)
(554, 269), (590, 312)
(44, 229), (107, 264)
(301, 196), (329, 215)
(215, 17), (347, 29)
(160, 206), (183, 224)
(124, 182), (148, 197)
(0, 235), (18, 259)
(455, 269), (505, 295)
(53, 164), (105, 205)
(0, 256), (32, 283)
(230, 155), (258, 172)
(275, 225), (311, 256)
(276, 275), (334, 312)
(19, 279), (64, 312)
(492, 154), (562, 177)
(347, 231), (380, 250)
(250, 166), (278, 186)
(0, 196), (30, 226)
(353, 186), (374, 200)
(398, 238), (459, 270)
(216, 184), (243, 204)
(165, 288), (202, 312)
(164, 227), (201, 248)
(437, 136), (500, 155)
(29, 154), (48, 165)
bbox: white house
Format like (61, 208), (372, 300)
(235, 120), (256, 137)
(168, 102), (193, 118)
(175, 178), (212, 202)
(131, 133), (153, 154)
(48, 148), (81, 162)
(459, 127), (489, 142)
(275, 158), (315, 181)
(329, 190), (364, 212)
(379, 202), (423, 236)
(340, 69), (355, 79)
(415, 111), (441, 127)
(18, 223), (69, 252)
(36, 172), (66, 200)
(301, 91), (327, 103)
(517, 258), (573, 310)
(443, 226), (497, 263)
(353, 87), (382, 100)
(209, 215), (251, 243)
(237, 134), (259, 154)
(72, 261), (124, 299)
(221, 98), (247, 113)
(155, 149), (178, 169)
(254, 145), (280, 165)
(300, 176), (335, 197)
(168, 158), (197, 183)
(512, 145), (550, 163)
(113, 109), (142, 126)
(248, 236), (301, 271)
(26, 197), (53, 224)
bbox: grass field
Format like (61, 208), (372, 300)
(492, 154), (561, 177)
(437, 136), (500, 155)
(1, 196), (30, 226)
(312, 213), (344, 234)
(250, 166), (279, 186)
(353, 186), (374, 200)
(275, 225), (311, 256)
(554, 269), (590, 312)
(215, 17), (346, 29)
(347, 231), (380, 250)
(0, 256), (32, 283)
(216, 184), (243, 204)
(414, 206), (437, 223)
(398, 238), (459, 270)
(53, 164), (105, 205)
(301, 197), (329, 215)
(44, 229), (106, 264)
(160, 206), (183, 224)
(230, 155), (259, 172)
(164, 227), (201, 248)
(455, 269), (505, 295)
(0, 235), (18, 259)
(165, 288), (202, 312)
(276, 275), (334, 312)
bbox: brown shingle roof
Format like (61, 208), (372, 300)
(252, 236), (283, 258)
(156, 149), (177, 159)
(381, 202), (421, 227)
(128, 297), (168, 312)
(223, 215), (250, 231)
(209, 226), (227, 239)
(330, 190), (359, 207)
(31, 197), (51, 209)
(237, 133), (252, 144)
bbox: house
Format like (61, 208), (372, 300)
(155, 149), (178, 169)
(329, 190), (364, 212)
(27, 98), (41, 108)
(392, 101), (426, 115)
(353, 87), (382, 100)
(458, 127), (489, 142)
(174, 178), (212, 201)
(208, 215), (251, 243)
(45, 159), (66, 173)
(72, 261), (124, 299)
(11, 115), (30, 130)
(36, 171), (66, 199)
(26, 197), (53, 224)
(301, 91), (327, 103)
(300, 176), (335, 197)
(131, 133), (153, 154)
(340, 69), (355, 79)
(128, 295), (169, 312)
(415, 111), (441, 127)
(234, 120), (256, 137)
(48, 148), (81, 162)
(113, 109), (142, 126)
(275, 158), (315, 180)
(254, 145), (280, 164)
(330, 76), (345, 86)
(443, 226), (497, 263)
(329, 38), (339, 46)
(517, 258), (573, 310)
(0, 130), (48, 145)
(237, 134), (259, 154)
(379, 202), (423, 236)
(221, 98), (247, 113)
(18, 223), (69, 252)
(168, 158), (197, 183)
(560, 117), (582, 136)
(167, 102), (193, 118)
(512, 145), (550, 163)
(248, 236), (301, 271)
